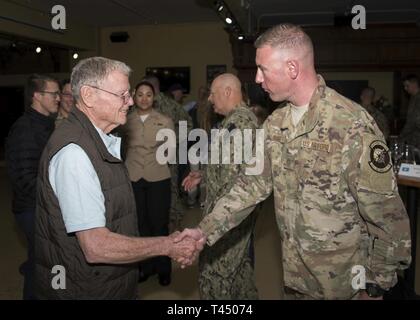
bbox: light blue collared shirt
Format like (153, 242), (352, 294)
(49, 126), (122, 233)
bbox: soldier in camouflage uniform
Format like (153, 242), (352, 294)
(360, 87), (390, 140)
(183, 73), (259, 299)
(399, 74), (420, 149)
(177, 24), (411, 300)
(143, 76), (192, 232)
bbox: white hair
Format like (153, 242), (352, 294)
(71, 56), (131, 101)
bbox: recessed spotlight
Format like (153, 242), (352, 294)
(225, 17), (233, 24)
(73, 53), (79, 59)
(36, 46), (42, 53)
(217, 4), (224, 12)
(238, 35), (244, 40)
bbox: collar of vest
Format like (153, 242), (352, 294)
(69, 107), (122, 163)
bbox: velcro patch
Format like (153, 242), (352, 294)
(301, 139), (331, 153)
(359, 134), (394, 193)
(368, 140), (392, 173)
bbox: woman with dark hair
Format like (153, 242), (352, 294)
(121, 81), (175, 286)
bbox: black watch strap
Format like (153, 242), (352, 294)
(366, 283), (386, 297)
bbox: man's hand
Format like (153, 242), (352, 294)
(171, 228), (206, 268)
(182, 171), (202, 191)
(167, 231), (203, 268)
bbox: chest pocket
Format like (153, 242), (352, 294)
(300, 139), (346, 208)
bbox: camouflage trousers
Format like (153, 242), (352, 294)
(168, 164), (184, 232)
(198, 211), (258, 300)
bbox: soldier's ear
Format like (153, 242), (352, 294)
(286, 59), (299, 80)
(224, 86), (232, 97)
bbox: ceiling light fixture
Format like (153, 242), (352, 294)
(214, 1), (224, 12)
(214, 1), (245, 41)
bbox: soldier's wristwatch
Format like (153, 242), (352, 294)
(365, 283), (386, 298)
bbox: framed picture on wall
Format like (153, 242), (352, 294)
(206, 65), (226, 84)
(145, 66), (190, 94)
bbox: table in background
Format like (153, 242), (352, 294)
(388, 175), (420, 299)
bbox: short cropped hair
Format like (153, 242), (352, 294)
(26, 73), (58, 104)
(254, 23), (313, 53)
(71, 57), (131, 101)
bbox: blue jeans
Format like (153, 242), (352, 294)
(14, 210), (36, 300)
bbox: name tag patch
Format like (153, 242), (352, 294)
(301, 139), (330, 152)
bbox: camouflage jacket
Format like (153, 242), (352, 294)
(155, 92), (192, 135)
(204, 104), (259, 216)
(399, 92), (420, 149)
(364, 104), (390, 140)
(199, 76), (411, 299)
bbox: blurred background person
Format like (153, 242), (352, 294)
(142, 75), (192, 232)
(121, 81), (175, 286)
(250, 104), (269, 126)
(167, 83), (185, 105)
(360, 87), (390, 140)
(399, 74), (420, 149)
(55, 79), (74, 127)
(5, 74), (59, 299)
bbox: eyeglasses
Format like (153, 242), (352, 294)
(38, 91), (60, 97)
(85, 84), (131, 104)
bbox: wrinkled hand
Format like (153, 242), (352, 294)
(167, 231), (204, 268)
(172, 228), (207, 268)
(182, 171), (202, 192)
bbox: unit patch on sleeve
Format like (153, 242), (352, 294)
(368, 140), (392, 173)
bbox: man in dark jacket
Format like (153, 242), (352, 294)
(5, 74), (60, 299)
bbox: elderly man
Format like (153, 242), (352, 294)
(34, 57), (202, 300)
(6, 74), (59, 299)
(182, 73), (259, 299)
(177, 24), (411, 300)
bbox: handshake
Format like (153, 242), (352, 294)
(166, 228), (206, 268)
(163, 171), (206, 268)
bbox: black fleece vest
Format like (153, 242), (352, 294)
(34, 108), (138, 299)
